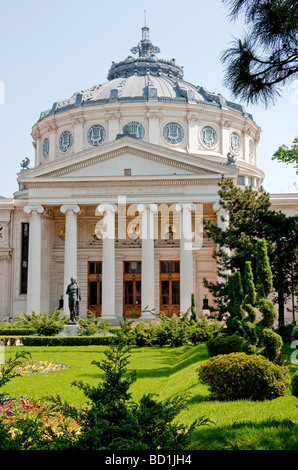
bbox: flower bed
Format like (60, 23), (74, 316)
(0, 397), (82, 449)
(14, 361), (68, 375)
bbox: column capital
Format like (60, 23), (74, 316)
(24, 205), (44, 215)
(96, 204), (118, 215)
(137, 203), (158, 213)
(175, 203), (195, 212)
(60, 204), (80, 214)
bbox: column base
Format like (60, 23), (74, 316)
(101, 313), (118, 324)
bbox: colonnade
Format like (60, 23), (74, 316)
(23, 202), (227, 319)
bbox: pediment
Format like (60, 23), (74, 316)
(18, 137), (237, 183)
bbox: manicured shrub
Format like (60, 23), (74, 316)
(255, 239), (273, 300)
(258, 299), (277, 329)
(291, 372), (298, 401)
(276, 324), (294, 343)
(206, 333), (245, 357)
(22, 335), (114, 346)
(261, 328), (283, 362)
(291, 325), (298, 342)
(16, 309), (68, 336)
(243, 261), (256, 306)
(198, 352), (290, 401)
(0, 328), (35, 336)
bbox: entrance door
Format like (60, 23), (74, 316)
(123, 261), (142, 317)
(160, 261), (180, 316)
(88, 262), (102, 317)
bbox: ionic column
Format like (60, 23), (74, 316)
(24, 205), (44, 313)
(213, 202), (230, 283)
(137, 203), (157, 318)
(60, 205), (80, 315)
(176, 203), (195, 314)
(96, 204), (118, 320)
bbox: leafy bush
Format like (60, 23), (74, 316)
(291, 325), (298, 342)
(78, 315), (110, 336)
(276, 324), (294, 343)
(206, 333), (245, 357)
(131, 313), (221, 347)
(291, 372), (298, 401)
(16, 309), (68, 336)
(198, 352), (291, 401)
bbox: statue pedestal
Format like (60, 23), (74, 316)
(59, 324), (80, 336)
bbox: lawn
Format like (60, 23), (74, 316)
(2, 343), (298, 450)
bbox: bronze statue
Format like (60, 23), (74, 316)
(66, 277), (81, 323)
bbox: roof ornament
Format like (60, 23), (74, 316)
(226, 152), (237, 166)
(130, 17), (161, 59)
(20, 157), (30, 171)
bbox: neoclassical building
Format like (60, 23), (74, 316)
(0, 27), (296, 323)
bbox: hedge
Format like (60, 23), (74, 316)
(0, 328), (35, 336)
(0, 335), (116, 346)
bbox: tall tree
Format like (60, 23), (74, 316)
(204, 177), (298, 325)
(221, 0), (298, 106)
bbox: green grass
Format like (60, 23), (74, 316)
(2, 343), (298, 450)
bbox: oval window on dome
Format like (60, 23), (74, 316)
(163, 122), (184, 145)
(87, 125), (106, 146)
(230, 132), (241, 154)
(59, 131), (73, 153)
(123, 122), (145, 140)
(249, 139), (254, 162)
(200, 126), (218, 149)
(42, 138), (49, 158)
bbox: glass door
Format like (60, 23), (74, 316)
(160, 261), (180, 316)
(88, 262), (102, 317)
(123, 262), (142, 317)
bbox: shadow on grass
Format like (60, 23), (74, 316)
(135, 344), (208, 379)
(190, 418), (298, 450)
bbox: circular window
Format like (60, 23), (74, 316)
(42, 138), (49, 158)
(230, 132), (241, 154)
(123, 122), (145, 140)
(59, 131), (73, 153)
(87, 125), (106, 146)
(200, 126), (218, 148)
(163, 122), (184, 145)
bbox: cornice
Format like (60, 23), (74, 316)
(23, 177), (227, 189)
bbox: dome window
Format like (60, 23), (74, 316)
(123, 122), (145, 140)
(163, 122), (184, 145)
(230, 132), (241, 155)
(200, 126), (218, 149)
(59, 131), (73, 153)
(87, 125), (106, 146)
(42, 138), (49, 158)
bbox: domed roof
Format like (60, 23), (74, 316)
(38, 26), (252, 122)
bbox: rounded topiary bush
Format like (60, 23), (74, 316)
(291, 372), (298, 401)
(198, 352), (290, 401)
(206, 333), (245, 357)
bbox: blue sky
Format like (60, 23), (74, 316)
(0, 0), (297, 198)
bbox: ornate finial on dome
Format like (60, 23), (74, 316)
(130, 21), (161, 59)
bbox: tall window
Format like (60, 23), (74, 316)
(20, 223), (29, 294)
